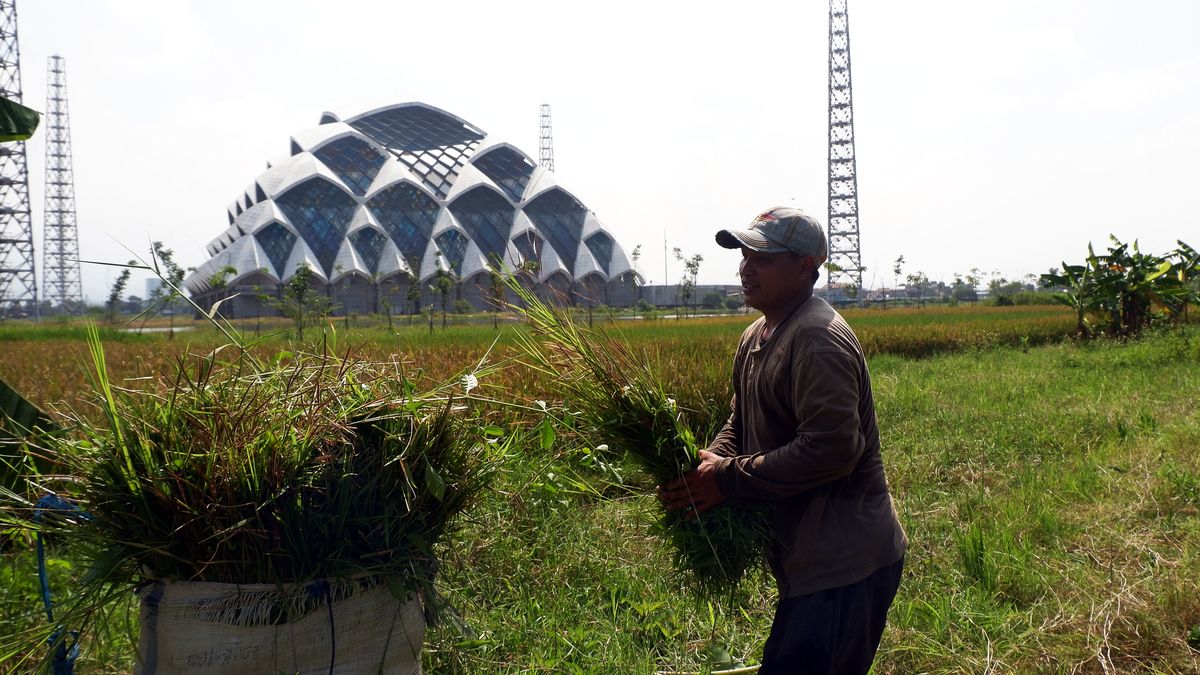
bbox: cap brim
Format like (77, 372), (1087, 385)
(715, 228), (790, 253)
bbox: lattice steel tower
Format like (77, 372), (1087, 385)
(42, 55), (83, 313)
(538, 103), (554, 172)
(826, 0), (863, 291)
(0, 0), (36, 317)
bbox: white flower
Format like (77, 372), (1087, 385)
(666, 397), (677, 410)
(596, 444), (609, 452)
(460, 374), (479, 393)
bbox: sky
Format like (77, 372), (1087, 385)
(12, 0), (1200, 302)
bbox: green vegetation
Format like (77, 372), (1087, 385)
(0, 310), (1197, 672)
(1041, 237), (1199, 337)
(262, 262), (334, 340)
(0, 329), (507, 672)
(509, 282), (771, 599)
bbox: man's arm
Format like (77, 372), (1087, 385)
(713, 349), (865, 500)
(705, 394), (739, 458)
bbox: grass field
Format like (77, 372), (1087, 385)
(2, 305), (1198, 672)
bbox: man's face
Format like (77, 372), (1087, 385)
(738, 247), (812, 314)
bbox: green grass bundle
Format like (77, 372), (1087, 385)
(507, 283), (770, 598)
(0, 327), (502, 669)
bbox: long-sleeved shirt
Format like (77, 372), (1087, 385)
(709, 296), (907, 597)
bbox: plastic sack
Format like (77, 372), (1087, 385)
(135, 576), (424, 674)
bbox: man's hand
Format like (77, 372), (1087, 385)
(658, 450), (727, 518)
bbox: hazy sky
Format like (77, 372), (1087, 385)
(15, 0), (1200, 301)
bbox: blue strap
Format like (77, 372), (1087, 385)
(35, 493), (92, 675)
(307, 579), (336, 675)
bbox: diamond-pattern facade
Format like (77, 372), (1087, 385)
(448, 186), (514, 264)
(187, 102), (634, 305)
(524, 188), (587, 271)
(367, 181), (439, 263)
(313, 136), (387, 197)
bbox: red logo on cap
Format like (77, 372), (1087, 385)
(755, 212), (778, 225)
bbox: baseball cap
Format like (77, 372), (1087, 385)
(715, 206), (828, 264)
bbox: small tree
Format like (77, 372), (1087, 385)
(486, 256), (508, 329)
(405, 256), (423, 325)
(951, 274), (977, 305)
(105, 268), (132, 324)
(268, 263), (332, 340)
(368, 272), (396, 330)
(123, 295), (144, 315)
(367, 271), (393, 328)
(905, 271), (931, 308)
(1040, 261), (1095, 337)
(889, 255), (905, 307)
(432, 255), (456, 330)
(207, 264), (238, 320)
(965, 268), (982, 305)
(405, 276), (421, 325)
(143, 242), (188, 337)
(673, 247), (703, 318)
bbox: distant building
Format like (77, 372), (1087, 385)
(637, 284), (742, 309)
(145, 278), (162, 299)
(815, 283), (861, 306)
(185, 102), (639, 317)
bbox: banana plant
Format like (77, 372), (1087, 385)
(1172, 240), (1200, 323)
(1042, 237), (1195, 338)
(1, 376), (58, 496)
(1040, 252), (1100, 337)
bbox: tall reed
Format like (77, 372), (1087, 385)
(506, 282), (770, 598)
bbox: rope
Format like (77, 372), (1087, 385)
(35, 493), (92, 675)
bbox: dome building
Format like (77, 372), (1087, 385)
(185, 102), (639, 317)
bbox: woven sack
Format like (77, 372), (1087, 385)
(135, 576), (424, 674)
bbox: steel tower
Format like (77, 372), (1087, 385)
(826, 0), (863, 291)
(538, 103), (555, 172)
(42, 55), (83, 313)
(0, 0), (36, 317)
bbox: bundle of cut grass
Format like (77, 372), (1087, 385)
(506, 282), (771, 598)
(0, 327), (503, 669)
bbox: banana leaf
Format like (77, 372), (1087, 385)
(0, 95), (41, 142)
(0, 375), (57, 494)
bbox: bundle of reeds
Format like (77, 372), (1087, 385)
(0, 327), (502, 668)
(507, 283), (770, 597)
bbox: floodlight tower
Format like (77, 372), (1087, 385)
(538, 103), (555, 172)
(42, 55), (83, 314)
(0, 0), (37, 317)
(826, 0), (863, 292)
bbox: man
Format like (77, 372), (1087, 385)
(660, 206), (907, 674)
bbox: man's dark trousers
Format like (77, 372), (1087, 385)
(759, 557), (904, 675)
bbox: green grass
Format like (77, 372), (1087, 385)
(2, 315), (1199, 672)
(425, 324), (1200, 672)
(873, 329), (1200, 672)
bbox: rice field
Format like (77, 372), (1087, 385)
(2, 305), (1199, 672)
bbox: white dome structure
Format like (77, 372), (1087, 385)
(185, 102), (639, 316)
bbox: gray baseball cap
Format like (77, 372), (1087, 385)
(716, 206), (828, 264)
